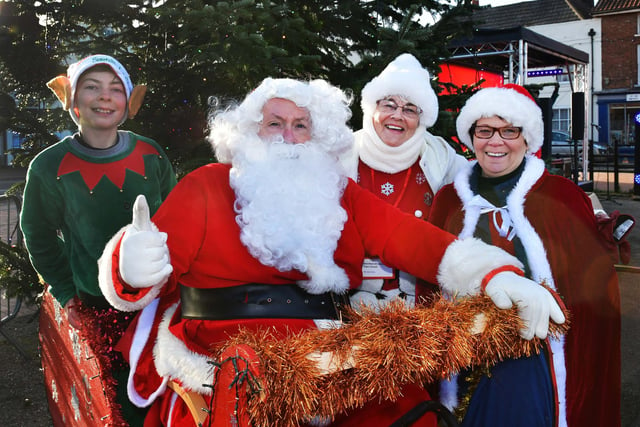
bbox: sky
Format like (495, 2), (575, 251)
(479, 0), (530, 6)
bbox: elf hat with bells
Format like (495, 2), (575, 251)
(46, 54), (147, 126)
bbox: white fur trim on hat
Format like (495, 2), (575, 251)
(456, 86), (544, 154)
(361, 53), (439, 128)
(67, 54), (134, 126)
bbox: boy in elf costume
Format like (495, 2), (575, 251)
(21, 54), (176, 426)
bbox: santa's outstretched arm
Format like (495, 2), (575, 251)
(436, 237), (565, 340)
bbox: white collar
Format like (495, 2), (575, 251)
(357, 117), (426, 174)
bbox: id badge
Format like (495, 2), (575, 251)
(362, 257), (395, 279)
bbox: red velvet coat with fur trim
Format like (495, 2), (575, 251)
(428, 156), (621, 427)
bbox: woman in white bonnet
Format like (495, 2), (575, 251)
(342, 53), (469, 309)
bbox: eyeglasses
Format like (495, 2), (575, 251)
(376, 99), (422, 118)
(472, 125), (523, 140)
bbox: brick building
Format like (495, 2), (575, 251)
(593, 0), (640, 161)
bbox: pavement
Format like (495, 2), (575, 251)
(597, 185), (640, 427)
(591, 170), (638, 196)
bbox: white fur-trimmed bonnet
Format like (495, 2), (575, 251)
(361, 53), (439, 128)
(456, 84), (543, 154)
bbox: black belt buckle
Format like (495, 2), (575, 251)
(330, 292), (350, 321)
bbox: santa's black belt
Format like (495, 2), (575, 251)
(179, 283), (350, 320)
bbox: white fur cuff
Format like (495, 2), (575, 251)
(437, 238), (523, 297)
(97, 224), (163, 311)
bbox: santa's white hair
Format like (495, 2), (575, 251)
(206, 78), (355, 294)
(209, 77), (354, 164)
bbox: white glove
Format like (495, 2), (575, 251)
(119, 195), (173, 288)
(485, 271), (565, 340)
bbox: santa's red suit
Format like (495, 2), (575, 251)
(99, 162), (508, 426)
(428, 156), (621, 427)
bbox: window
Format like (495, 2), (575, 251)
(552, 108), (571, 133)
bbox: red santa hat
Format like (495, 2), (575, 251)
(46, 54), (146, 126)
(360, 53), (439, 128)
(456, 83), (544, 154)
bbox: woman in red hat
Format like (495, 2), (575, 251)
(429, 84), (621, 427)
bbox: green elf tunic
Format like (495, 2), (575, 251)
(21, 130), (177, 307)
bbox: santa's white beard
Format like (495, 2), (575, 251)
(229, 136), (350, 294)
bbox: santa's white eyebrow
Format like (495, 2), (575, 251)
(266, 113), (310, 123)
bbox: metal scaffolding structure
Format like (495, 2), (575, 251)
(446, 27), (589, 89)
(446, 26), (591, 179)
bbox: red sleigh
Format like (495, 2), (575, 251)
(39, 290), (131, 426)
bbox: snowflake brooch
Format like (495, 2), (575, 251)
(381, 182), (394, 196)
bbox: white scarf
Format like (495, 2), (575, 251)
(358, 117), (426, 174)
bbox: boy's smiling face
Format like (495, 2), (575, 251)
(74, 69), (127, 132)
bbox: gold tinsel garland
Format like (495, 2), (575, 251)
(210, 293), (569, 427)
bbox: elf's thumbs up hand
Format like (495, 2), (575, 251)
(119, 195), (173, 288)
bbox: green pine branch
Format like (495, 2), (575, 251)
(0, 240), (42, 305)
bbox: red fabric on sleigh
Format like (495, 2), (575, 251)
(39, 290), (127, 426)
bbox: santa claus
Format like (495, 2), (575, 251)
(97, 78), (565, 426)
